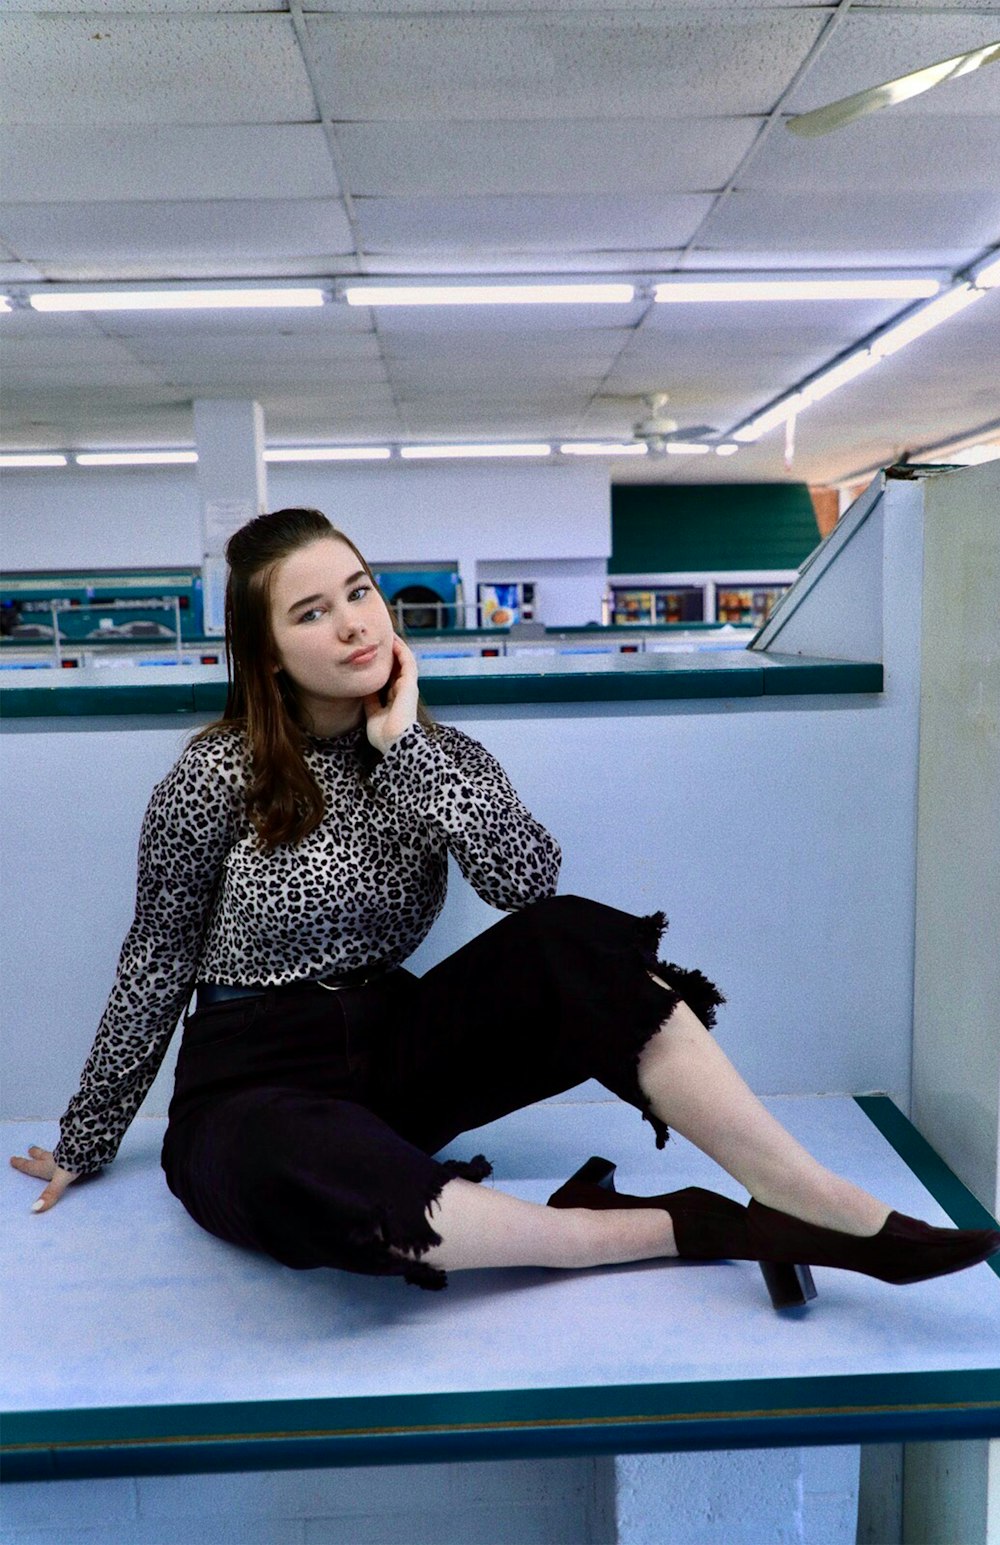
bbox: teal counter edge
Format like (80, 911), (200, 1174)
(3, 1366), (997, 1482)
(2, 1100), (994, 1481)
(1, 660), (883, 719)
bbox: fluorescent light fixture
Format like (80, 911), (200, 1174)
(972, 253), (1000, 289)
(75, 451), (198, 466)
(558, 441), (648, 456)
(264, 447), (392, 462)
(800, 349), (880, 405)
(343, 283), (634, 307)
(715, 443), (740, 457)
(733, 393), (806, 443)
(399, 443), (551, 459)
(665, 441), (711, 455)
(731, 277), (983, 442)
(0, 452), (68, 467)
(30, 288), (324, 313)
(944, 441), (1000, 465)
(870, 283), (984, 358)
(653, 279), (939, 303)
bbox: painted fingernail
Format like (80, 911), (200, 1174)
(31, 1200), (45, 1213)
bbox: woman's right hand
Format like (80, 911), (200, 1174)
(9, 1146), (79, 1212)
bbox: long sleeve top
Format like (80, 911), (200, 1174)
(54, 720), (561, 1177)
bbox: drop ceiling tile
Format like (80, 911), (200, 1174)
(2, 336), (152, 369)
(678, 248), (959, 276)
(335, 117), (760, 198)
(7, 361), (171, 389)
(14, 1), (283, 9)
(1, 126), (337, 204)
(261, 393), (403, 429)
(372, 312), (639, 341)
(640, 297), (924, 347)
(787, 12), (1000, 115)
(0, 14), (316, 125)
(381, 338), (622, 370)
(94, 310), (378, 343)
(0, 200), (355, 266)
(694, 190), (1000, 259)
(16, 257), (364, 283)
(358, 250), (686, 275)
(306, 0), (816, 9)
(131, 345), (388, 382)
(385, 365), (619, 394)
(744, 112), (1000, 192)
(354, 194), (714, 253)
(852, 0), (998, 8)
(305, 12), (825, 120)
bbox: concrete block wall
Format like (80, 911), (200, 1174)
(0, 1449), (863, 1545)
(616, 1447), (860, 1545)
(0, 1459), (616, 1545)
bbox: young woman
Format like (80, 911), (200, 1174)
(11, 507), (998, 1304)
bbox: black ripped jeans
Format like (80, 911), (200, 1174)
(161, 894), (724, 1289)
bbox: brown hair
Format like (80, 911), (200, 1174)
(194, 507), (439, 849)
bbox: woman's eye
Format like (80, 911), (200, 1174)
(349, 585), (370, 603)
(298, 607), (324, 624)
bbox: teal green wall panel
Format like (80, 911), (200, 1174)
(610, 484), (821, 573)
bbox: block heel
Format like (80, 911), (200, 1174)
(759, 1258), (818, 1309)
(565, 1155), (617, 1189)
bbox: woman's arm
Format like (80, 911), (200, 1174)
(48, 735), (243, 1182)
(366, 721), (561, 911)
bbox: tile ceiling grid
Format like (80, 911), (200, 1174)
(0, 1), (998, 478)
(285, 0), (405, 441)
(583, 0), (856, 447)
(301, 4), (829, 444)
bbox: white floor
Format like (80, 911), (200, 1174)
(3, 1095), (998, 1424)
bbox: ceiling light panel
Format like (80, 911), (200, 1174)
(304, 12), (825, 120)
(2, 13), (317, 127)
(29, 289), (326, 313)
(344, 282), (634, 306)
(0, 453), (68, 467)
(653, 279), (939, 302)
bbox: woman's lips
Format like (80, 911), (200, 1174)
(345, 645), (378, 666)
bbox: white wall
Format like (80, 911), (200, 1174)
(2, 692), (918, 1122)
(1, 460), (613, 628)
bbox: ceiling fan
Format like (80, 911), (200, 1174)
(787, 40), (1000, 137)
(631, 394), (716, 452)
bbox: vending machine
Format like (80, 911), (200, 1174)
(476, 581), (537, 628)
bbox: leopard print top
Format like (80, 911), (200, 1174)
(54, 721), (561, 1177)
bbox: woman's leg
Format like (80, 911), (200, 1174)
(637, 974), (891, 1236)
(410, 1177), (677, 1274)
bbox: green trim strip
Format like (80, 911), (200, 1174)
(855, 1095), (1000, 1270)
(0, 659), (883, 719)
(3, 1369), (998, 1482)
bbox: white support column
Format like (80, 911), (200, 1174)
(193, 399), (268, 634)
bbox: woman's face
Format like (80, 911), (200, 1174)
(269, 536), (395, 734)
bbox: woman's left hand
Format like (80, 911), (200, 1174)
(363, 634), (420, 754)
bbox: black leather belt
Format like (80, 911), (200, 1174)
(196, 963), (391, 1010)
